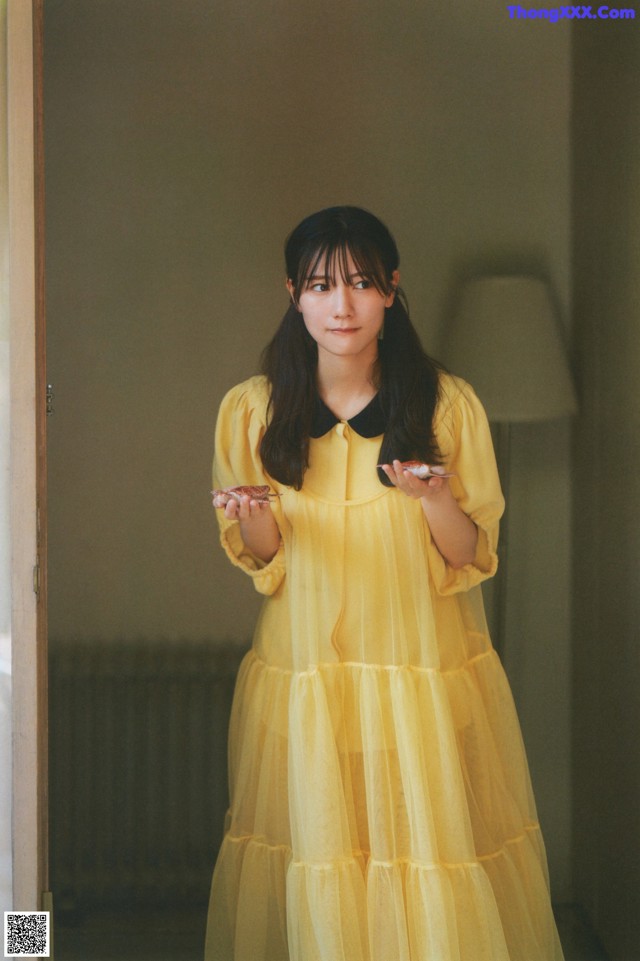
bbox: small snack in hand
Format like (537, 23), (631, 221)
(378, 460), (455, 479)
(211, 485), (277, 506)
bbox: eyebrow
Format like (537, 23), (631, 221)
(306, 272), (366, 283)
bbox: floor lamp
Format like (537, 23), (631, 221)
(441, 276), (578, 659)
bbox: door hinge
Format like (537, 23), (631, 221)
(46, 383), (54, 415)
(33, 562), (40, 596)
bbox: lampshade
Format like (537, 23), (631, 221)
(441, 276), (578, 422)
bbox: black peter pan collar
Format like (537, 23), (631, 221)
(310, 392), (387, 439)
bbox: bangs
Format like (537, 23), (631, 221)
(285, 206), (400, 302)
(296, 239), (391, 297)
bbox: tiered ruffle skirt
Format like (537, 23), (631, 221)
(205, 647), (564, 961)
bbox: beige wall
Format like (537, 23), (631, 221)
(0, 0), (12, 917)
(572, 24), (640, 961)
(44, 0), (572, 896)
(0, 0), (10, 631)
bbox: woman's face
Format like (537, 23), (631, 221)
(287, 250), (398, 363)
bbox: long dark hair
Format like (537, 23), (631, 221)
(260, 206), (443, 489)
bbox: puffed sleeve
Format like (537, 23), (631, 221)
(213, 376), (286, 596)
(427, 375), (505, 595)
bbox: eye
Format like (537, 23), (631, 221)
(353, 279), (372, 290)
(308, 281), (330, 292)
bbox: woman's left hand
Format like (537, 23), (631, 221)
(381, 460), (477, 568)
(380, 460), (449, 499)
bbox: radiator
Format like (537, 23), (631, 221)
(49, 637), (246, 908)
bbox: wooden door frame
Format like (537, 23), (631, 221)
(7, 0), (48, 910)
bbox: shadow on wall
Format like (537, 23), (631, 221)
(572, 19), (640, 961)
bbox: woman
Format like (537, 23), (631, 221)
(205, 206), (564, 961)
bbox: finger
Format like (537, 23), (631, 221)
(384, 462), (407, 489)
(395, 461), (434, 499)
(393, 460), (413, 484)
(395, 461), (421, 482)
(380, 463), (400, 487)
(224, 498), (239, 520)
(426, 471), (451, 491)
(396, 461), (423, 489)
(426, 475), (446, 490)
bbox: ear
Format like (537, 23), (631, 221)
(286, 278), (299, 309)
(385, 269), (400, 307)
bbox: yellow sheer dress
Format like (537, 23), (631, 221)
(204, 373), (564, 961)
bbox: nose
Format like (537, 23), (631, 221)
(331, 282), (353, 318)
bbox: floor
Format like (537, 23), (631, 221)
(53, 902), (610, 961)
(554, 904), (610, 961)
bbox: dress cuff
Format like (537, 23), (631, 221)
(219, 523), (286, 596)
(428, 517), (499, 596)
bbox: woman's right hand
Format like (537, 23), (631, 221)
(214, 492), (269, 520)
(215, 494), (281, 563)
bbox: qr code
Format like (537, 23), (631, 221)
(4, 912), (50, 958)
